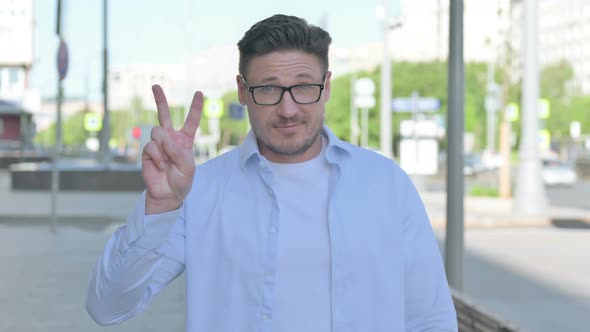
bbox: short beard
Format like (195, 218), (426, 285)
(261, 128), (321, 157)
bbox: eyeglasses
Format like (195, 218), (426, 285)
(241, 76), (325, 106)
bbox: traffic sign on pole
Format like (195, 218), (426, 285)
(84, 113), (103, 132)
(538, 98), (550, 119)
(505, 102), (519, 122)
(353, 78), (376, 109)
(229, 103), (245, 120)
(392, 97), (440, 112)
(57, 39), (68, 81)
(204, 99), (224, 118)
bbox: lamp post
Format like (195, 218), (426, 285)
(51, 0), (67, 233)
(514, 0), (547, 215)
(98, 0), (111, 165)
(377, 1), (402, 159)
(445, 0), (465, 291)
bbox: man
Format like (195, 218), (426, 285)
(86, 14), (457, 331)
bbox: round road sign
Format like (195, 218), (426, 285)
(57, 39), (69, 81)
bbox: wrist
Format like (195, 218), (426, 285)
(145, 195), (182, 215)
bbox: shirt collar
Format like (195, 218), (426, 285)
(238, 125), (352, 171)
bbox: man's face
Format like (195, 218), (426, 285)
(237, 50), (331, 163)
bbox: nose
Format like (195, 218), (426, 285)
(276, 90), (299, 118)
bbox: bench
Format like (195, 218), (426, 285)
(452, 290), (522, 332)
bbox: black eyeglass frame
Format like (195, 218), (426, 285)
(240, 76), (326, 106)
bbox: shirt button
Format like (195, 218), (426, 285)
(261, 313), (272, 320)
(265, 271), (274, 277)
(269, 226), (277, 233)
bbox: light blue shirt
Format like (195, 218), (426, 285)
(86, 126), (458, 332)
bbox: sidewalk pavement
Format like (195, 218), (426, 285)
(422, 191), (590, 229)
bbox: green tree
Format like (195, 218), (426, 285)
(325, 60), (489, 152)
(541, 60), (575, 102)
(504, 60), (581, 142)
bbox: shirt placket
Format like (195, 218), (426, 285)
(257, 160), (280, 332)
(327, 160), (351, 332)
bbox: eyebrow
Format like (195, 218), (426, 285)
(255, 73), (320, 85)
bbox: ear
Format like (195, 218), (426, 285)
(236, 75), (247, 105)
(323, 71), (332, 102)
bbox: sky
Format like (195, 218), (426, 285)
(31, 0), (402, 102)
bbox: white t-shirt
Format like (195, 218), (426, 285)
(266, 136), (332, 332)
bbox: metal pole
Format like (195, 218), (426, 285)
(499, 120), (512, 198)
(514, 0), (547, 215)
(412, 91), (419, 166)
(350, 77), (359, 145)
(51, 0), (63, 233)
(50, 78), (63, 233)
(379, 0), (392, 158)
(361, 108), (369, 147)
(99, 0), (111, 164)
(445, 0), (464, 291)
(486, 61), (497, 152)
(411, 91), (425, 192)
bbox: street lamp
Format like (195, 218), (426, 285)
(514, 0), (547, 215)
(377, 1), (402, 159)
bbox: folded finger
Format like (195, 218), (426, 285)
(150, 126), (169, 161)
(142, 141), (166, 170)
(161, 135), (194, 175)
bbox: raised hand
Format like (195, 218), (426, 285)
(142, 85), (204, 215)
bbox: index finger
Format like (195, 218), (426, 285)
(181, 91), (204, 138)
(152, 84), (173, 128)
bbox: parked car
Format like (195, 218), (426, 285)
(464, 153), (485, 176)
(542, 159), (577, 187)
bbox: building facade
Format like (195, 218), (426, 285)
(389, 0), (512, 63)
(511, 0), (590, 94)
(0, 0), (37, 148)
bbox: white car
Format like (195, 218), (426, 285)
(542, 159), (578, 187)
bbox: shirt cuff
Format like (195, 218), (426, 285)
(125, 191), (182, 249)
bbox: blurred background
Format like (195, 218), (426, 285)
(0, 0), (589, 331)
(3, 0), (590, 184)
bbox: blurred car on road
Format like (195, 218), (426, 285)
(542, 159), (577, 187)
(464, 153), (485, 176)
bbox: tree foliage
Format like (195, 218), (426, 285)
(325, 60), (490, 152)
(507, 60), (589, 141)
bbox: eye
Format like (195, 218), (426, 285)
(257, 86), (280, 93)
(293, 84), (314, 91)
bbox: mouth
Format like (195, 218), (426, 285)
(276, 123), (300, 128)
(274, 122), (303, 134)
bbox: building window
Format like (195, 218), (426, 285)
(8, 67), (19, 85)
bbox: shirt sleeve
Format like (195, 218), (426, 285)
(400, 174), (458, 332)
(85, 191), (186, 326)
